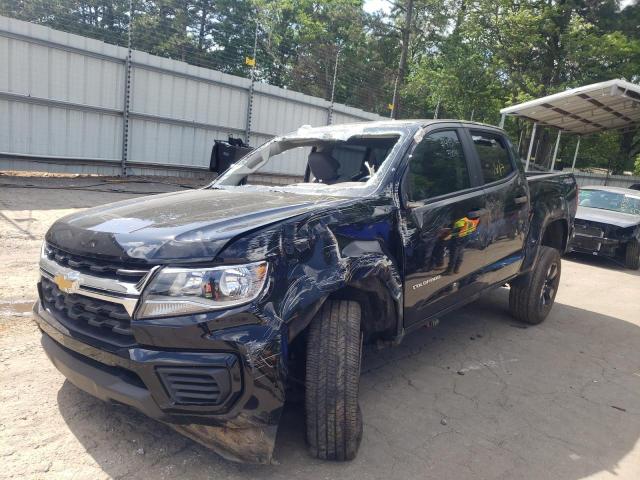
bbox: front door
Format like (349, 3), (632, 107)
(401, 127), (488, 327)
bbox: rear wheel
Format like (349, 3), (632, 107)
(305, 300), (363, 461)
(624, 240), (640, 270)
(509, 246), (561, 325)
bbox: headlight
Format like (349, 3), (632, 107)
(41, 241), (51, 260)
(136, 262), (268, 319)
(614, 226), (638, 241)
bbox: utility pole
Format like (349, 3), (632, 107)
(390, 0), (414, 119)
(389, 81), (398, 119)
(327, 45), (341, 125)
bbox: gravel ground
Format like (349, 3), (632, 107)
(1, 174), (640, 480)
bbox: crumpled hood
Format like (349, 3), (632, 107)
(576, 206), (640, 229)
(46, 188), (348, 263)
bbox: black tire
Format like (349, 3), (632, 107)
(305, 300), (363, 461)
(509, 246), (561, 325)
(624, 240), (640, 270)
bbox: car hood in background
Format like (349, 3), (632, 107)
(576, 206), (640, 228)
(46, 188), (349, 263)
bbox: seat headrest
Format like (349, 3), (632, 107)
(308, 152), (340, 184)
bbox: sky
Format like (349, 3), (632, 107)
(364, 0), (636, 13)
(363, 0), (392, 15)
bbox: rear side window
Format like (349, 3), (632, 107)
(407, 130), (471, 201)
(471, 131), (514, 183)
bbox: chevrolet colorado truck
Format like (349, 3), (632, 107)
(34, 120), (577, 464)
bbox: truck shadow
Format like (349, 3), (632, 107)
(56, 290), (640, 478)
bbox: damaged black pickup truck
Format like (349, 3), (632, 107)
(34, 120), (577, 463)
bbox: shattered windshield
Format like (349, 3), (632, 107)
(210, 125), (405, 196)
(579, 189), (640, 215)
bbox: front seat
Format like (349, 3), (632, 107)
(308, 151), (340, 184)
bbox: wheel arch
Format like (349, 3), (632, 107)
(521, 216), (569, 274)
(541, 218), (569, 252)
(324, 277), (402, 342)
(285, 262), (403, 345)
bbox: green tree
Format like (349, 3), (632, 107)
(0, 0), (130, 45)
(403, 0), (640, 171)
(255, 0), (394, 111)
(2, 0), (639, 159)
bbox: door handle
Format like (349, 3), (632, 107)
(514, 196), (528, 205)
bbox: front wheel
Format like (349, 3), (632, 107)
(509, 246), (561, 325)
(305, 300), (363, 461)
(624, 240), (640, 270)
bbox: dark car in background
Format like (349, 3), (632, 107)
(571, 186), (640, 269)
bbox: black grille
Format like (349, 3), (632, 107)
(572, 236), (602, 252)
(157, 367), (229, 406)
(40, 277), (135, 348)
(574, 220), (604, 238)
(44, 244), (147, 281)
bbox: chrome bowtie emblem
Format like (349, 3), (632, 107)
(53, 271), (81, 294)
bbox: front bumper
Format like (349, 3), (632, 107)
(570, 233), (620, 257)
(33, 300), (285, 463)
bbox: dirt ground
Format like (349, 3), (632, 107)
(1, 173), (640, 480)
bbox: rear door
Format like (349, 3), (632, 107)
(464, 128), (529, 282)
(400, 125), (489, 327)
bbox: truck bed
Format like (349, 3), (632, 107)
(524, 170), (578, 262)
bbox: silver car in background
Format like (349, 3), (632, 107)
(571, 186), (640, 269)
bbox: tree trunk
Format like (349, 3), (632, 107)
(391, 0), (414, 119)
(616, 128), (640, 174)
(198, 4), (207, 50)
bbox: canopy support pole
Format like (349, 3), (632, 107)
(525, 122), (537, 171)
(571, 136), (581, 172)
(517, 129), (524, 152)
(550, 130), (562, 171)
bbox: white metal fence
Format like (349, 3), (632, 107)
(572, 172), (640, 189)
(0, 15), (383, 177)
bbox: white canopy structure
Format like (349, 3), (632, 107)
(499, 79), (640, 171)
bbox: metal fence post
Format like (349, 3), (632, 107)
(244, 82), (255, 145)
(120, 0), (133, 177)
(244, 21), (259, 145)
